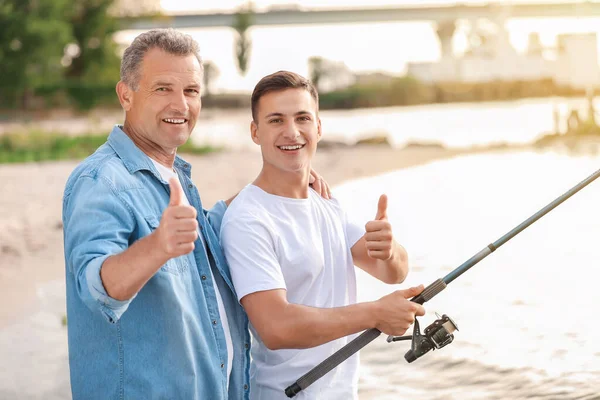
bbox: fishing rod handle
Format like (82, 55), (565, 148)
(409, 278), (447, 305)
(284, 328), (382, 397)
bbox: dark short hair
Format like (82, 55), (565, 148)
(251, 71), (319, 121)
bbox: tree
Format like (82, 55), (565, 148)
(308, 56), (325, 90)
(202, 61), (220, 97)
(0, 0), (72, 108)
(64, 0), (122, 83)
(232, 3), (253, 76)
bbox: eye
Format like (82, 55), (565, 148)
(185, 88), (200, 95)
(269, 118), (282, 124)
(297, 115), (311, 122)
(156, 87), (168, 92)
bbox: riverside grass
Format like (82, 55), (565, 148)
(0, 131), (219, 164)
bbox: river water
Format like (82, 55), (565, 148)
(335, 150), (600, 399)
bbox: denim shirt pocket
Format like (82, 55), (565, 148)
(144, 215), (190, 276)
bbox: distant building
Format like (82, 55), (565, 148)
(407, 21), (600, 90)
(555, 33), (600, 90)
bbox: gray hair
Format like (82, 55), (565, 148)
(120, 28), (203, 90)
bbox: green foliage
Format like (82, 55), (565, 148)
(308, 57), (325, 90)
(232, 3), (253, 76)
(65, 0), (122, 83)
(0, 132), (219, 164)
(319, 77), (585, 110)
(0, 0), (73, 108)
(0, 0), (124, 110)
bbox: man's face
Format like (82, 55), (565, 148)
(251, 88), (321, 174)
(124, 47), (202, 150)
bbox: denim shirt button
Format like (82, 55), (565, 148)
(244, 343), (249, 349)
(212, 320), (217, 325)
(201, 275), (207, 280)
(183, 164), (189, 169)
(244, 384), (248, 390)
(188, 184), (193, 189)
(220, 363), (224, 369)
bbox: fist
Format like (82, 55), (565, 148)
(365, 194), (393, 260)
(156, 177), (199, 258)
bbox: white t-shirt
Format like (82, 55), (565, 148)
(220, 184), (365, 400)
(149, 158), (234, 385)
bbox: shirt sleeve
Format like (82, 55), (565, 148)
(333, 197), (365, 248)
(220, 214), (286, 302)
(63, 175), (136, 323)
(205, 200), (227, 236)
(345, 217), (365, 248)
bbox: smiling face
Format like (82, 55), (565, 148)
(251, 88), (322, 176)
(117, 47), (202, 161)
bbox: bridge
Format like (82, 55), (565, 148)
(126, 2), (600, 31)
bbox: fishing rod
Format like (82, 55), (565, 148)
(285, 165), (600, 398)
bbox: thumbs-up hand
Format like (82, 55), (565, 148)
(155, 177), (199, 258)
(364, 194), (394, 260)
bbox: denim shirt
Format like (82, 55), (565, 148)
(62, 126), (250, 400)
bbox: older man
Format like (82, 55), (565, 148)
(62, 29), (328, 400)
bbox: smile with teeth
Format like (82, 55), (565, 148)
(162, 118), (187, 124)
(278, 144), (306, 151)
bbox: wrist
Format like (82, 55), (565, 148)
(146, 230), (171, 266)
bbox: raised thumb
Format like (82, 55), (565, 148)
(169, 176), (185, 206)
(375, 194), (388, 220)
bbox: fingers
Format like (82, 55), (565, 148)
(375, 194), (388, 220)
(403, 284), (425, 298)
(311, 175), (323, 195)
(168, 205), (198, 220)
(364, 228), (392, 242)
(308, 169), (331, 200)
(414, 304), (426, 317)
(169, 177), (185, 206)
(367, 249), (392, 260)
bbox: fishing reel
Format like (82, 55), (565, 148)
(387, 313), (459, 363)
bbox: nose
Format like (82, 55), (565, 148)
(282, 120), (300, 140)
(170, 90), (190, 115)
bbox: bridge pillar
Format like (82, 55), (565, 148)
(436, 20), (456, 60)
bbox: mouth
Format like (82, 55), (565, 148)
(162, 118), (188, 125)
(277, 144), (306, 151)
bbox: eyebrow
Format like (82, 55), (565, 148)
(152, 82), (200, 89)
(265, 111), (313, 118)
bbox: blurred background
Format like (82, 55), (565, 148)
(1, 1), (600, 399)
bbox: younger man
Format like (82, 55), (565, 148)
(220, 71), (425, 399)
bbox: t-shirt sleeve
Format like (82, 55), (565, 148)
(337, 199), (365, 248)
(220, 214), (286, 302)
(345, 217), (365, 248)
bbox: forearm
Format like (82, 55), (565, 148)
(100, 232), (169, 301)
(259, 301), (379, 350)
(374, 241), (409, 284)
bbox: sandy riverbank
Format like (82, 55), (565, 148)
(0, 143), (513, 399)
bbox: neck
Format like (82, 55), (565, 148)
(122, 120), (176, 169)
(253, 164), (311, 199)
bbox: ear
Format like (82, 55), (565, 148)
(250, 120), (260, 145)
(116, 80), (133, 111)
(316, 117), (322, 142)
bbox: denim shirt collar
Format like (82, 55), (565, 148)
(107, 125), (193, 180)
